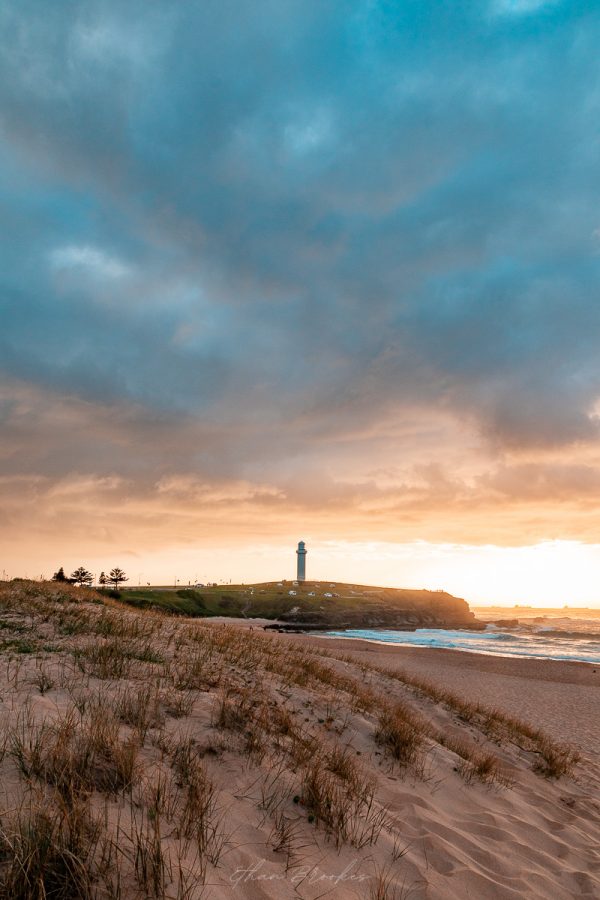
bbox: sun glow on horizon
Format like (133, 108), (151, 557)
(304, 540), (600, 608)
(8, 539), (600, 610)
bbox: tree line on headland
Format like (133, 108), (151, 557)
(52, 566), (128, 590)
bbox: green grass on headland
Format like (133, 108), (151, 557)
(114, 588), (213, 617)
(112, 580), (478, 628)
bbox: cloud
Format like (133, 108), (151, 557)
(492, 0), (561, 16)
(49, 244), (131, 279)
(2, 0), (600, 565)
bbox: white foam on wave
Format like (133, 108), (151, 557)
(324, 627), (600, 664)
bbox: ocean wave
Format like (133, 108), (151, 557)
(529, 629), (600, 641)
(324, 627), (600, 664)
(486, 621), (600, 640)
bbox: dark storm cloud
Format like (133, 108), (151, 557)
(2, 0), (600, 490)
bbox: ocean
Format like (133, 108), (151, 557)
(325, 609), (600, 665)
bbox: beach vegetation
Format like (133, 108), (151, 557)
(0, 578), (584, 898)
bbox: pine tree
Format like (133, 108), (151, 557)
(52, 567), (67, 582)
(98, 571), (107, 587)
(108, 568), (128, 590)
(71, 566), (93, 586)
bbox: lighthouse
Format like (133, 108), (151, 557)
(296, 541), (307, 582)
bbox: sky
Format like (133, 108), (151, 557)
(2, 1), (600, 606)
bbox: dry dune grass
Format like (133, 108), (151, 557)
(332, 655), (581, 779)
(0, 580), (593, 899)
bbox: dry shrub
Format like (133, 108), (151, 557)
(11, 706), (139, 798)
(115, 683), (164, 740)
(168, 739), (225, 869)
(270, 701), (296, 736)
(464, 753), (503, 785)
(146, 769), (180, 822)
(265, 648), (376, 712)
(170, 735), (201, 786)
(177, 760), (218, 853)
(127, 641), (164, 665)
(132, 809), (170, 898)
(325, 744), (365, 787)
(76, 637), (163, 680)
(534, 737), (580, 779)
(162, 688), (195, 719)
(75, 640), (133, 679)
(92, 610), (157, 641)
(442, 735), (508, 786)
(300, 761), (341, 829)
(55, 609), (93, 636)
(171, 646), (221, 691)
(213, 687), (285, 760)
(369, 864), (413, 900)
(0, 794), (104, 900)
(374, 704), (425, 769)
(256, 759), (294, 822)
(300, 752), (388, 849)
(212, 687), (256, 732)
(30, 668), (55, 695)
(267, 809), (305, 871)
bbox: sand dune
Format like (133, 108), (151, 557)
(309, 637), (600, 756)
(0, 582), (598, 898)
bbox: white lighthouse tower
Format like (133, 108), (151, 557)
(296, 541), (307, 582)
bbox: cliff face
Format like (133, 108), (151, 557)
(279, 586), (482, 630)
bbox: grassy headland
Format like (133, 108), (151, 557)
(116, 580), (480, 629)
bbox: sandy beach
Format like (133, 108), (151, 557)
(1, 584), (599, 899)
(303, 635), (600, 757)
